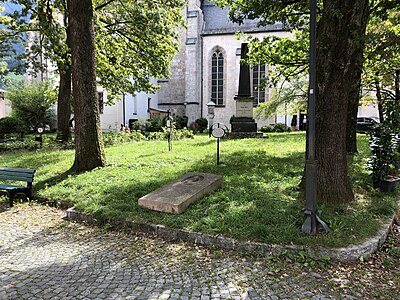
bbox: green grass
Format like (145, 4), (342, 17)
(0, 132), (397, 247)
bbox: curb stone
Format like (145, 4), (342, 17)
(66, 207), (395, 262)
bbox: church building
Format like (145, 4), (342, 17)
(101, 0), (291, 131)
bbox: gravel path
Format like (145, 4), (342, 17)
(0, 204), (398, 299)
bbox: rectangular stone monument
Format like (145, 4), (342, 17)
(230, 43), (260, 138)
(138, 172), (223, 214)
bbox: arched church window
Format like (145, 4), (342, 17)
(252, 64), (266, 106)
(211, 49), (224, 105)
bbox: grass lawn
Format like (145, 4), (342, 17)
(0, 132), (397, 247)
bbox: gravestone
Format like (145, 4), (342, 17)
(230, 43), (261, 138)
(138, 172), (223, 214)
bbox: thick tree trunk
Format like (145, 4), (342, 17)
(68, 0), (105, 172)
(56, 14), (72, 143)
(394, 69), (400, 130)
(315, 0), (369, 205)
(346, 74), (362, 154)
(375, 75), (384, 122)
(56, 63), (72, 143)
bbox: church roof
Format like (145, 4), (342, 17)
(201, 1), (284, 35)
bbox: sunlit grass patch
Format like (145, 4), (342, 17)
(0, 132), (397, 247)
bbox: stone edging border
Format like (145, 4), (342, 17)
(65, 207), (395, 263)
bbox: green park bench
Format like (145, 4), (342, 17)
(0, 167), (36, 207)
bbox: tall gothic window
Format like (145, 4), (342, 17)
(252, 64), (266, 106)
(211, 49), (224, 105)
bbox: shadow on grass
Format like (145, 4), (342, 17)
(68, 148), (307, 244)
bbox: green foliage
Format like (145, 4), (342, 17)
(255, 77), (308, 118)
(260, 124), (291, 133)
(0, 133), (393, 248)
(0, 116), (24, 138)
(173, 115), (189, 129)
(6, 80), (56, 130)
(368, 124), (399, 182)
(0, 139), (39, 152)
(102, 131), (146, 146)
(273, 123), (291, 133)
(259, 125), (274, 133)
(94, 0), (186, 101)
(146, 117), (164, 132)
(363, 4), (400, 127)
(1, 0), (186, 101)
(188, 122), (200, 134)
(194, 118), (208, 133)
(147, 127), (194, 140)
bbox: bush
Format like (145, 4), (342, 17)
(188, 122), (200, 134)
(260, 125), (274, 133)
(6, 80), (56, 130)
(148, 128), (194, 140)
(146, 117), (164, 132)
(195, 118), (208, 133)
(174, 115), (188, 129)
(131, 119), (147, 132)
(103, 131), (146, 146)
(0, 139), (39, 152)
(0, 116), (25, 138)
(273, 123), (291, 133)
(368, 124), (399, 182)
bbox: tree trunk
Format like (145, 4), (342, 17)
(394, 69), (400, 130)
(375, 74), (384, 122)
(56, 13), (73, 143)
(68, 0), (105, 172)
(315, 0), (369, 205)
(56, 63), (72, 143)
(346, 73), (362, 154)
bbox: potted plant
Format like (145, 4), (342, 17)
(368, 124), (400, 192)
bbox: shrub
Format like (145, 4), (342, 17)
(103, 131), (146, 146)
(273, 123), (291, 132)
(0, 139), (39, 152)
(195, 118), (208, 133)
(174, 115), (188, 129)
(148, 128), (194, 140)
(0, 116), (25, 138)
(188, 122), (200, 134)
(260, 125), (274, 133)
(368, 124), (398, 182)
(131, 119), (147, 132)
(6, 80), (56, 130)
(146, 117), (164, 132)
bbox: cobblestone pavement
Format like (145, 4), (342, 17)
(0, 204), (398, 300)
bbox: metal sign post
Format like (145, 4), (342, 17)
(211, 123), (227, 165)
(302, 0), (329, 235)
(166, 113), (173, 152)
(35, 124), (44, 148)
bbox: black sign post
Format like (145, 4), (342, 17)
(302, 0), (329, 235)
(166, 111), (173, 152)
(211, 123), (227, 165)
(35, 124), (44, 148)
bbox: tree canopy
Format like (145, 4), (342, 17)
(218, 0), (372, 205)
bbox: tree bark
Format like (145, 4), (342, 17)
(346, 72), (362, 155)
(68, 0), (105, 172)
(375, 74), (384, 122)
(315, 0), (369, 205)
(56, 12), (72, 143)
(56, 62), (72, 143)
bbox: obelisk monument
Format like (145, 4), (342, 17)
(230, 43), (258, 137)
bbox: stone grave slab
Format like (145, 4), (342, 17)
(138, 172), (223, 214)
